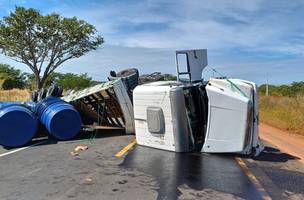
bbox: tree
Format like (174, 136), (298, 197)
(259, 82), (304, 97)
(164, 74), (177, 81)
(0, 7), (103, 89)
(25, 71), (93, 90)
(56, 73), (92, 90)
(24, 71), (59, 90)
(0, 63), (27, 89)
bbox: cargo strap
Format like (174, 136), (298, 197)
(209, 67), (248, 98)
(84, 99), (106, 143)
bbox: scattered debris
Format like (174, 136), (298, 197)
(74, 145), (88, 152)
(70, 151), (79, 156)
(85, 176), (93, 184)
(70, 145), (88, 156)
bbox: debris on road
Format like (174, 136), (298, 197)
(74, 145), (88, 152)
(70, 145), (88, 156)
(85, 177), (93, 184)
(70, 151), (79, 156)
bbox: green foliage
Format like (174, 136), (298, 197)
(0, 63), (27, 89)
(0, 7), (103, 89)
(25, 71), (93, 90)
(56, 73), (92, 90)
(259, 82), (304, 97)
(164, 74), (177, 81)
(25, 72), (60, 90)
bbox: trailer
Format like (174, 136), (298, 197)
(62, 79), (135, 134)
(133, 49), (264, 156)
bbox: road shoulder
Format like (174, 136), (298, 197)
(259, 123), (304, 164)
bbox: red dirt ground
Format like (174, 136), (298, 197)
(260, 123), (304, 164)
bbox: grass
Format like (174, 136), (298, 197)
(0, 89), (30, 101)
(259, 95), (304, 136)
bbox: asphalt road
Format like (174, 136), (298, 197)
(0, 132), (303, 200)
(243, 141), (304, 200)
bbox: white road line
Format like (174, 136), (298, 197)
(0, 140), (47, 158)
(21, 167), (42, 178)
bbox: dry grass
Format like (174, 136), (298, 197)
(0, 89), (30, 101)
(259, 95), (304, 135)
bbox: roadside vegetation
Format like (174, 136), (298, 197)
(0, 63), (96, 101)
(0, 63), (95, 90)
(0, 89), (30, 101)
(259, 82), (304, 136)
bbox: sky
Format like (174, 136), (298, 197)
(0, 0), (304, 85)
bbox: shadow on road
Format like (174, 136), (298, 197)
(252, 146), (300, 163)
(3, 128), (129, 150)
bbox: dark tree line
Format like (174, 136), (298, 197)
(0, 63), (94, 90)
(259, 82), (304, 97)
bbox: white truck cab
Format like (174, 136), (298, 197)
(133, 49), (264, 156)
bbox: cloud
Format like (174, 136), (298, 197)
(46, 0), (304, 56)
(0, 0), (304, 85)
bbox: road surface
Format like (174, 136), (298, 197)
(0, 127), (302, 200)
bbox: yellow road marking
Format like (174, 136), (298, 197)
(235, 157), (272, 200)
(115, 139), (137, 157)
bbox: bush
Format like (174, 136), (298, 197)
(26, 72), (94, 90)
(259, 82), (304, 97)
(56, 73), (93, 90)
(0, 64), (27, 89)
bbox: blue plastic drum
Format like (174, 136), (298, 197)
(0, 104), (38, 147)
(35, 97), (81, 140)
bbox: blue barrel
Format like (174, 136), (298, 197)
(35, 97), (81, 140)
(0, 103), (38, 147)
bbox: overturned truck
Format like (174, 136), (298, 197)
(133, 49), (264, 156)
(60, 49), (263, 156)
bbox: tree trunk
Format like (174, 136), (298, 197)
(37, 74), (49, 90)
(36, 76), (44, 90)
(37, 80), (43, 90)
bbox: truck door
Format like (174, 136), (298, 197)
(202, 81), (252, 153)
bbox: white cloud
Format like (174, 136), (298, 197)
(48, 0), (303, 56)
(1, 0), (304, 85)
